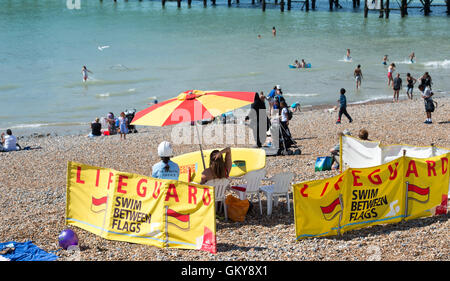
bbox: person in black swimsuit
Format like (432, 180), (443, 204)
(406, 73), (417, 100)
(419, 72), (432, 90)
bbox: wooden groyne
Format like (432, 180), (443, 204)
(105, 0), (450, 17)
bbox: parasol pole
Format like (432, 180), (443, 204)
(195, 122), (207, 170)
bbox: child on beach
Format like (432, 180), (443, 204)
(392, 73), (402, 102)
(387, 63), (395, 87)
(336, 88), (352, 124)
(419, 84), (435, 124)
(354, 64), (363, 90)
(118, 112), (128, 140)
(406, 73), (417, 100)
(152, 141), (180, 180)
(382, 55), (388, 65)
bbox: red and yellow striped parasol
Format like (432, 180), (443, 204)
(131, 90), (257, 127)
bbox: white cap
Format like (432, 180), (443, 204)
(276, 85), (281, 89)
(158, 141), (173, 157)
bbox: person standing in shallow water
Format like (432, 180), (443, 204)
(406, 73), (417, 100)
(272, 26), (276, 37)
(354, 64), (363, 90)
(392, 73), (402, 102)
(81, 66), (92, 82)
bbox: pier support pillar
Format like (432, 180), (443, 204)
(306, 0), (310, 11)
(385, 0), (390, 18)
(162, 0), (166, 7)
(262, 0), (266, 11)
(188, 0), (192, 6)
(329, 0), (333, 10)
(288, 0), (291, 10)
(424, 0), (431, 15)
(312, 0), (316, 9)
(228, 0), (231, 6)
(400, 0), (407, 17)
(364, 0), (368, 17)
(203, 0), (207, 7)
(280, 0), (285, 12)
(379, 0), (384, 17)
(177, 0), (181, 8)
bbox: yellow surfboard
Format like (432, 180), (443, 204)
(172, 148), (266, 183)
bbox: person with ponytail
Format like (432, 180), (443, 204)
(152, 141), (180, 180)
(200, 147), (232, 184)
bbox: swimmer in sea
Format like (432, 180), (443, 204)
(300, 59), (306, 68)
(272, 26), (276, 37)
(354, 64), (363, 90)
(81, 66), (92, 82)
(382, 55), (388, 65)
(346, 49), (351, 61)
(409, 52), (415, 63)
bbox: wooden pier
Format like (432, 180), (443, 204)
(106, 0), (450, 17)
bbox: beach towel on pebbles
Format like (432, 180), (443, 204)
(0, 241), (58, 261)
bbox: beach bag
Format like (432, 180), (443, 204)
(315, 156), (333, 171)
(225, 194), (250, 222)
(287, 109), (293, 120)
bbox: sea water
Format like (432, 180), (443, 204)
(0, 0), (449, 135)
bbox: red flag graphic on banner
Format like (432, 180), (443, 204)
(407, 183), (430, 203)
(320, 197), (342, 221)
(167, 208), (190, 230)
(91, 196), (107, 213)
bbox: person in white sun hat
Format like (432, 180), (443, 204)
(152, 141), (180, 180)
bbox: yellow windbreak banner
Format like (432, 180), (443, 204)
(66, 161), (217, 254)
(293, 173), (345, 239)
(293, 153), (449, 239)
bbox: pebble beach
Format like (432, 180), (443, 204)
(1, 96), (449, 261)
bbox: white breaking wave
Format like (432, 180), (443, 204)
(98, 45), (110, 51)
(423, 59), (450, 69)
(284, 93), (319, 97)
